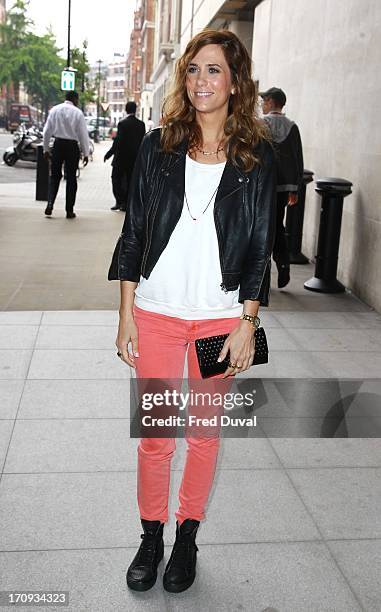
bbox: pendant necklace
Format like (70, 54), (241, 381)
(184, 185), (219, 221)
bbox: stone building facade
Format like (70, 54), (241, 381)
(0, 0), (7, 125)
(125, 5), (143, 107)
(139, 0), (156, 125)
(106, 57), (126, 125)
(150, 0), (182, 126)
(252, 0), (381, 312)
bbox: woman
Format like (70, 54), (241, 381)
(108, 29), (276, 593)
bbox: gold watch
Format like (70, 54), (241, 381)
(240, 313), (260, 329)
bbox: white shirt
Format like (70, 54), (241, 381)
(134, 154), (242, 319)
(43, 101), (90, 156)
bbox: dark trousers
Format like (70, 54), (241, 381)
(111, 166), (128, 210)
(111, 164), (135, 209)
(48, 138), (80, 212)
(272, 191), (290, 266)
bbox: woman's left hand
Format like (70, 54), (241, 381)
(218, 321), (256, 378)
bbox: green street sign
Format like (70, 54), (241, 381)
(61, 70), (75, 91)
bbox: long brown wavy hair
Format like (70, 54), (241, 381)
(160, 29), (271, 172)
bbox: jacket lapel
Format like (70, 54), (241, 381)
(163, 138), (246, 204)
(165, 150), (186, 199)
(215, 162), (245, 204)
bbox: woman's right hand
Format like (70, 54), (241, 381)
(116, 315), (139, 368)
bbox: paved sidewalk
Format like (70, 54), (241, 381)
(0, 305), (380, 611)
(0, 141), (126, 310)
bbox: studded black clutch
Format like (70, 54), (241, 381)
(195, 327), (268, 378)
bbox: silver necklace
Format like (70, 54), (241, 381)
(195, 144), (224, 156)
(184, 185), (219, 221)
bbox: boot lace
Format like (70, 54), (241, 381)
(170, 536), (199, 571)
(137, 533), (160, 566)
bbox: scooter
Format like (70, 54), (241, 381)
(3, 124), (43, 166)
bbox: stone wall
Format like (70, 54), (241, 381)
(252, 0), (381, 311)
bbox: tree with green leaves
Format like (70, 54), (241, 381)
(22, 30), (65, 118)
(0, 0), (32, 119)
(0, 0), (94, 123)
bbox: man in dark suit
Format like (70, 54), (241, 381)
(104, 101), (146, 211)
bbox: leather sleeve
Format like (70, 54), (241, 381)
(107, 135), (150, 281)
(293, 125), (304, 191)
(104, 141), (115, 160)
(287, 124), (304, 192)
(238, 140), (277, 306)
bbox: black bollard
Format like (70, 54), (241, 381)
(35, 144), (49, 201)
(304, 177), (352, 293)
(286, 169), (314, 264)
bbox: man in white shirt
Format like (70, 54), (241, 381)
(43, 90), (90, 219)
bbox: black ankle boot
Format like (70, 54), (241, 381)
(277, 263), (290, 288)
(163, 519), (200, 593)
(126, 519), (164, 591)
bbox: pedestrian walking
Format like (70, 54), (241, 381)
(104, 101), (145, 211)
(108, 29), (276, 593)
(43, 90), (90, 219)
(260, 87), (304, 288)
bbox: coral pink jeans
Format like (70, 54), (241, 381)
(133, 305), (240, 526)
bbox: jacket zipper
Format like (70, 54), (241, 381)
(213, 208), (228, 293)
(251, 254), (271, 300)
(140, 174), (166, 274)
(215, 185), (246, 293)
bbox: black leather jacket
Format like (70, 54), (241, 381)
(108, 128), (277, 306)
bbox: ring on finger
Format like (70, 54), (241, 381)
(228, 361), (237, 368)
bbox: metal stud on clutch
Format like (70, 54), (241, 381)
(195, 327), (268, 378)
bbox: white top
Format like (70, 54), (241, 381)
(134, 154), (242, 320)
(43, 101), (90, 156)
